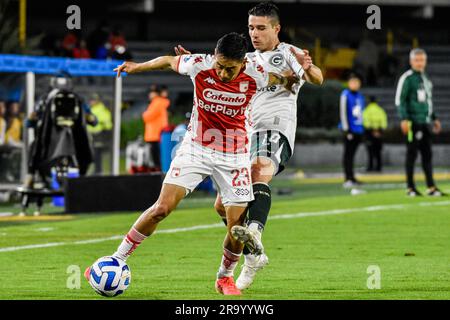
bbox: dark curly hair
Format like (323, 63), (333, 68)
(216, 32), (248, 61)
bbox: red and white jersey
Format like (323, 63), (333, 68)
(176, 54), (269, 153)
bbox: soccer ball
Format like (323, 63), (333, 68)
(86, 256), (131, 297)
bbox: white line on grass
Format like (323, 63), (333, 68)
(0, 212), (13, 217)
(0, 200), (449, 253)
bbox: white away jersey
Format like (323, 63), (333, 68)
(176, 53), (269, 153)
(246, 42), (307, 152)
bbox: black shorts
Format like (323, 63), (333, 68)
(250, 130), (292, 175)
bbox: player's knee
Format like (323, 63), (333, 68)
(251, 163), (273, 183)
(149, 203), (172, 222)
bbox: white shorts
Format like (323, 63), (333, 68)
(164, 140), (254, 206)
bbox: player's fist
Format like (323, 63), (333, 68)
(290, 47), (313, 71)
(114, 61), (140, 77)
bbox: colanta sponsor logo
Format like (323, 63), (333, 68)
(202, 88), (246, 106)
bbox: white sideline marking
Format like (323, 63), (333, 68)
(35, 227), (55, 232)
(0, 212), (13, 217)
(0, 200), (449, 253)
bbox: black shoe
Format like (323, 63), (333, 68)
(427, 188), (446, 197)
(407, 188), (422, 197)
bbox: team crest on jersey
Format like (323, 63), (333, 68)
(205, 77), (216, 85)
(256, 65), (265, 74)
(171, 167), (181, 177)
(239, 81), (249, 92)
(270, 53), (284, 67)
(194, 56), (203, 64)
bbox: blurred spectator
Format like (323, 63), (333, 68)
(73, 39), (91, 59)
(109, 27), (127, 50)
(5, 102), (23, 148)
(363, 96), (387, 172)
(142, 86), (170, 171)
(0, 101), (21, 183)
(61, 31), (79, 57)
(87, 21), (110, 58)
(109, 27), (132, 60)
(87, 93), (112, 174)
(110, 44), (133, 61)
(95, 43), (110, 60)
(0, 101), (6, 145)
(353, 34), (379, 86)
(339, 73), (365, 188)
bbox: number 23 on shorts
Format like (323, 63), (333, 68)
(231, 168), (251, 187)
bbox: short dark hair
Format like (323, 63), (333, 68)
(348, 72), (362, 81)
(248, 1), (280, 24)
(369, 95), (377, 103)
(216, 32), (248, 62)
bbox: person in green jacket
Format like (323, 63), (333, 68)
(363, 96), (387, 172)
(395, 48), (444, 197)
(88, 93), (113, 174)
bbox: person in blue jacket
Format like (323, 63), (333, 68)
(339, 73), (365, 188)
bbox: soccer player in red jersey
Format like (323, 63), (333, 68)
(85, 33), (297, 295)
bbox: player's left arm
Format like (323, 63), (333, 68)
(289, 48), (323, 85)
(114, 56), (179, 77)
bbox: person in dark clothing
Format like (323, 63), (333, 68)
(363, 96), (387, 172)
(339, 73), (365, 188)
(395, 48), (445, 197)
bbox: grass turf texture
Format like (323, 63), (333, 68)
(0, 179), (449, 300)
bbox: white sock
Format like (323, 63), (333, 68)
(217, 248), (241, 278)
(113, 227), (148, 261)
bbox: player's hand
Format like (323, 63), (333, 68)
(400, 120), (410, 135)
(283, 74), (300, 94)
(114, 61), (139, 77)
(290, 47), (312, 71)
(433, 119), (441, 134)
(174, 45), (191, 56)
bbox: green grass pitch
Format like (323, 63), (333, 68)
(0, 179), (449, 300)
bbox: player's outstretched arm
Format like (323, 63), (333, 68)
(114, 56), (179, 77)
(289, 48), (323, 85)
(268, 72), (299, 93)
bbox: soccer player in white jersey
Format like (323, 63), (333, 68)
(84, 33), (298, 296)
(176, 2), (324, 290)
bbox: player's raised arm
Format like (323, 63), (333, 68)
(114, 56), (180, 77)
(268, 72), (299, 93)
(289, 48), (323, 85)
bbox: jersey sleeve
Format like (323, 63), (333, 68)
(176, 54), (206, 77)
(340, 91), (349, 131)
(283, 44), (305, 80)
(395, 74), (411, 121)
